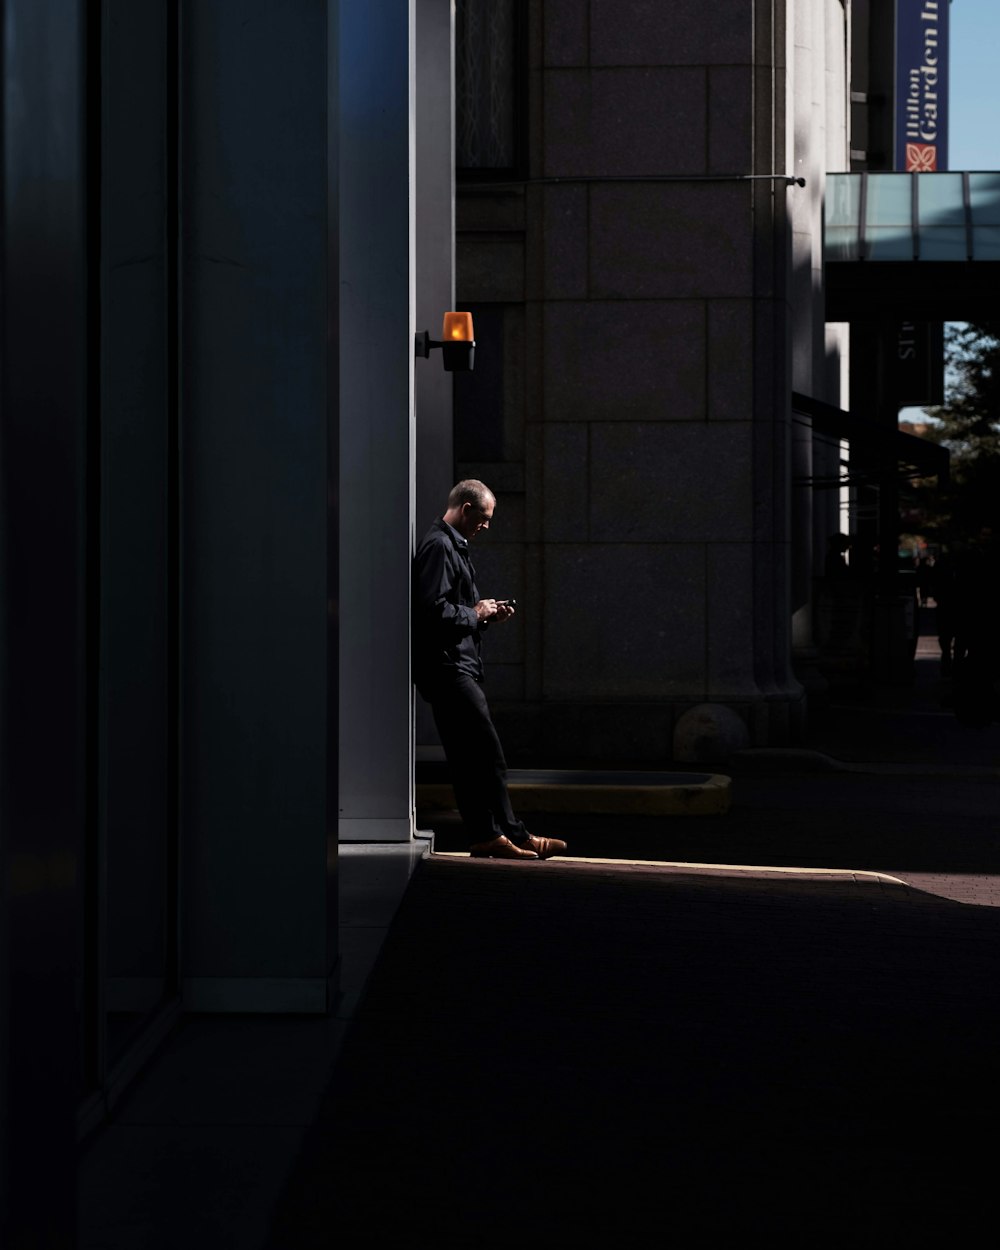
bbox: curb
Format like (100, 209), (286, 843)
(432, 850), (908, 885)
(417, 769), (731, 816)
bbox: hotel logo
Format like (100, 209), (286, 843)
(905, 143), (937, 172)
(895, 0), (949, 172)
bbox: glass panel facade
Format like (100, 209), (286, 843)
(969, 173), (1000, 224)
(826, 173), (861, 226)
(919, 227), (967, 261)
(824, 228), (859, 261)
(866, 226), (914, 261)
(865, 175), (913, 259)
(825, 172), (1000, 262)
(824, 173), (862, 260)
(972, 226), (1000, 260)
(917, 173), (964, 226)
(866, 173), (911, 226)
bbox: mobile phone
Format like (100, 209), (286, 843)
(496, 598), (517, 608)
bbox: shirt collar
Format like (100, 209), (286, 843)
(442, 518), (469, 550)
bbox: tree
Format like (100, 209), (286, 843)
(907, 321), (1000, 541)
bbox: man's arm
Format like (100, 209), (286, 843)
(413, 537), (480, 637)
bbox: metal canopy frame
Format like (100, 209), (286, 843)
(824, 171), (1000, 321)
(791, 391), (949, 485)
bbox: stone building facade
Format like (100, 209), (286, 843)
(444, 1), (852, 760)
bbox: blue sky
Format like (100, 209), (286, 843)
(948, 0), (1000, 170)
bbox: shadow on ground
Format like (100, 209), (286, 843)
(265, 854), (999, 1243)
(420, 769), (1000, 877)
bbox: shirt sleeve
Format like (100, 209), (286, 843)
(413, 538), (478, 638)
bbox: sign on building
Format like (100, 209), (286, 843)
(893, 320), (944, 407)
(894, 1), (949, 408)
(895, 0), (949, 172)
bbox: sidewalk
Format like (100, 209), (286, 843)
(262, 634), (1000, 1243)
(265, 853), (998, 1243)
(81, 628), (1000, 1244)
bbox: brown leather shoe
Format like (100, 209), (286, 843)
(469, 835), (539, 860)
(522, 833), (567, 859)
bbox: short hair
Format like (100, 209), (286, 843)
(447, 479), (494, 511)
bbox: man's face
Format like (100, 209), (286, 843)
(456, 498), (494, 541)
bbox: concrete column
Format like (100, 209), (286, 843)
(414, 0), (455, 758)
(338, 1), (416, 841)
(745, 0), (804, 743)
(789, 1), (852, 674)
(790, 0), (824, 632)
(180, 0), (335, 1010)
(820, 0), (852, 556)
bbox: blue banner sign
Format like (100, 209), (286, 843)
(895, 0), (949, 171)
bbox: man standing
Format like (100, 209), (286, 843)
(413, 480), (566, 860)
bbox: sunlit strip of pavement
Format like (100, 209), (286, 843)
(883, 869), (1000, 907)
(432, 850), (1000, 908)
(433, 849), (906, 884)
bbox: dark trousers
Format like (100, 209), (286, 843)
(425, 673), (527, 845)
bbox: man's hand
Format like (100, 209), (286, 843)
(476, 599), (516, 622)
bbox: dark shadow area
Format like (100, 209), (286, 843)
(805, 598), (1000, 760)
(264, 854), (999, 1242)
(420, 770), (1000, 876)
(262, 611), (1000, 1245)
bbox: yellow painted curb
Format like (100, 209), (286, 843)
(416, 773), (731, 816)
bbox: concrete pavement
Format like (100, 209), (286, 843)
(83, 631), (1000, 1244)
(263, 644), (1000, 1242)
(265, 847), (999, 1243)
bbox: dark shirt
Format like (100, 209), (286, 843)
(824, 551), (849, 579)
(413, 518), (485, 692)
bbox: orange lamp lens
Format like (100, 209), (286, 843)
(442, 311), (474, 342)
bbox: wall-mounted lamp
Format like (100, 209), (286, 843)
(415, 311), (476, 372)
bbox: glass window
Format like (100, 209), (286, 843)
(825, 227), (860, 261)
(866, 173), (912, 227)
(969, 173), (1000, 225)
(917, 173), (964, 226)
(865, 175), (913, 259)
(824, 174), (861, 261)
(866, 227), (914, 261)
(918, 227), (967, 261)
(826, 173), (861, 227)
(972, 226), (1000, 260)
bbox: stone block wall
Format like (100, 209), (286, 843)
(455, 1), (844, 760)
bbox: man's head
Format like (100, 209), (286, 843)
(443, 479), (496, 541)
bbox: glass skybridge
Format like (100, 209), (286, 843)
(824, 172), (1000, 321)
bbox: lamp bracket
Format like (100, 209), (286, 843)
(414, 330), (443, 358)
